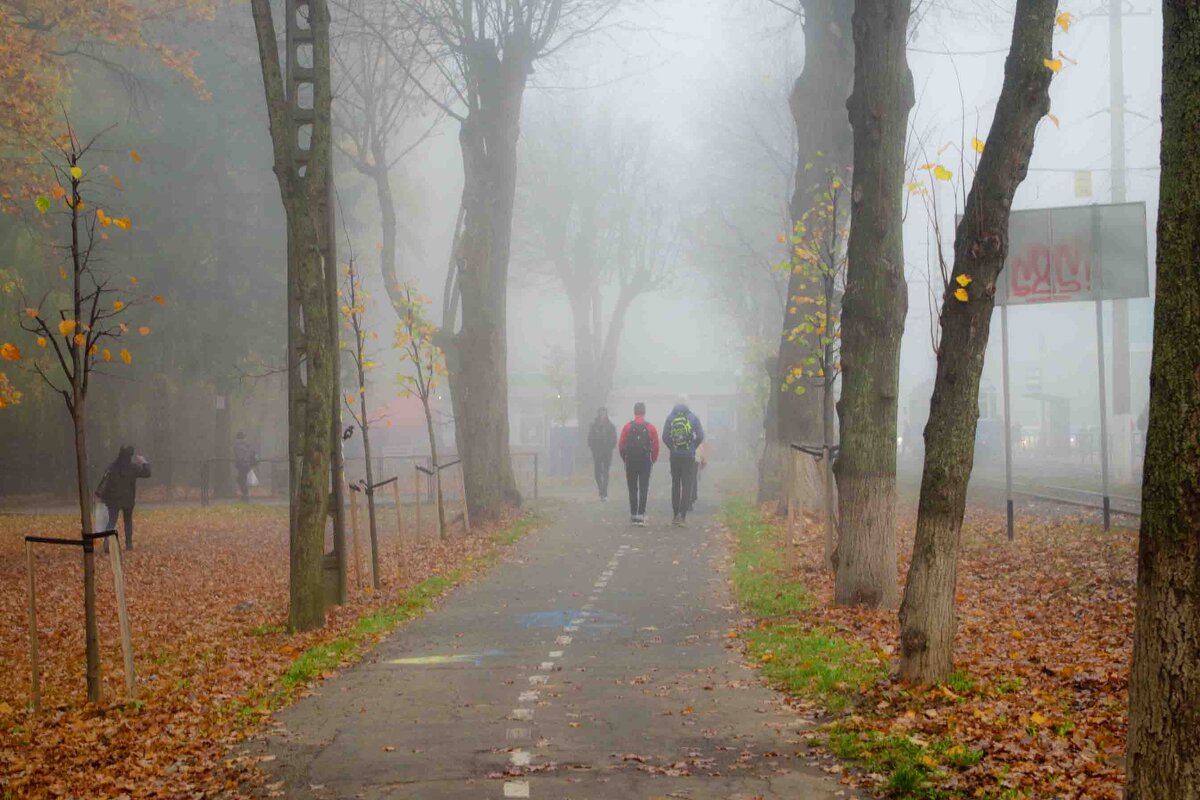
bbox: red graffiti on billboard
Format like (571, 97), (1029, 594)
(1009, 240), (1093, 302)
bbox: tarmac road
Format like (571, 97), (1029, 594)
(254, 482), (842, 800)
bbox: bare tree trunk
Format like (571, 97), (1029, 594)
(449, 57), (525, 522)
(359, 391), (381, 589)
(832, 0), (913, 609)
(822, 348), (837, 572)
(1124, 0), (1200, 791)
(73, 397), (92, 535)
(898, 0), (1057, 681)
(762, 0), (854, 506)
(252, 0), (337, 632)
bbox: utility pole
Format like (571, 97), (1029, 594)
(285, 0), (347, 604)
(1109, 0), (1131, 417)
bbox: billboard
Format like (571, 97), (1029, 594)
(994, 201), (1149, 306)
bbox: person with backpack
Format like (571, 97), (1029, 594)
(96, 444), (151, 550)
(587, 407), (618, 501)
(618, 402), (659, 525)
(663, 396), (705, 526)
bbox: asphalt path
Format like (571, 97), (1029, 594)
(255, 476), (842, 800)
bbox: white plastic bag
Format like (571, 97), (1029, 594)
(93, 501), (109, 534)
(246, 468), (260, 489)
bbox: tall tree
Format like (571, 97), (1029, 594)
(386, 0), (621, 522)
(759, 0), (854, 506)
(517, 103), (672, 433)
(1124, 0), (1200, 790)
(897, 0), (1059, 682)
(831, 0), (913, 608)
(251, 0), (339, 631)
(333, 0), (439, 318)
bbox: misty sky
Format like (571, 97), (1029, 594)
(350, 0), (1162, 429)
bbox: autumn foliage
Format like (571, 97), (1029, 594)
(737, 503), (1134, 799)
(0, 505), (525, 797)
(0, 1), (213, 205)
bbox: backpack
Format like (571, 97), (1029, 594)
(666, 413), (694, 449)
(625, 421), (652, 461)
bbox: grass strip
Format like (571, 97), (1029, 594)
(724, 497), (979, 798)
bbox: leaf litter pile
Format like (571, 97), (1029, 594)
(0, 504), (529, 797)
(733, 502), (1134, 799)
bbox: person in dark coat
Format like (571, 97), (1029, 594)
(233, 432), (258, 501)
(586, 407), (618, 501)
(97, 444), (151, 550)
(663, 396), (705, 526)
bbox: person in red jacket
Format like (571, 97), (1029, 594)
(618, 402), (660, 525)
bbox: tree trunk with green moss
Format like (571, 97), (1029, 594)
(832, 0), (913, 608)
(1124, 0), (1200, 792)
(898, 0), (1057, 682)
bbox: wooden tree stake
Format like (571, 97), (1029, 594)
(459, 463), (471, 533)
(83, 544), (101, 704)
(392, 480), (405, 542)
(349, 483), (363, 589)
(108, 539), (136, 698)
(414, 467), (422, 539)
(25, 542), (40, 713)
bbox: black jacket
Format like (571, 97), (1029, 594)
(98, 458), (151, 509)
(587, 417), (617, 457)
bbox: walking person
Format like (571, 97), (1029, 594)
(95, 445), (151, 551)
(233, 432), (258, 501)
(587, 407), (618, 501)
(618, 402), (659, 525)
(663, 396), (704, 526)
(687, 441), (708, 514)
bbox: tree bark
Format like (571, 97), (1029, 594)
(251, 0), (337, 632)
(761, 0), (854, 507)
(1124, 0), (1200, 791)
(447, 44), (527, 523)
(897, 0), (1057, 682)
(832, 0), (913, 609)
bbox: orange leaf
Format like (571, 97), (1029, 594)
(119, 349), (132, 365)
(0, 343), (20, 362)
(129, 150), (142, 162)
(153, 295), (166, 306)
(58, 319), (77, 337)
(138, 326), (150, 336)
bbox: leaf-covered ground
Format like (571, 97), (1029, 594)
(724, 498), (1134, 799)
(0, 504), (538, 798)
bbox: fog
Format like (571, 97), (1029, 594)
(0, 0), (1162, 501)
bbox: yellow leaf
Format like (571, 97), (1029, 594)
(129, 150), (142, 162)
(129, 276), (138, 285)
(73, 333), (86, 346)
(919, 163), (936, 171)
(96, 208), (111, 227)
(971, 137), (985, 154)
(89, 344), (97, 356)
(113, 300), (125, 312)
(36, 337), (47, 348)
(1011, 629), (1025, 639)
(918, 754), (939, 769)
(1044, 58), (1062, 73)
(119, 349), (132, 365)
(138, 326), (150, 336)
(906, 181), (924, 194)
(0, 343), (20, 361)
(113, 217), (132, 231)
(933, 165), (954, 181)
(1056, 10), (1074, 31)
(103, 349), (112, 362)
(956, 274), (973, 287)
(58, 267), (68, 280)
(954, 287), (969, 303)
(58, 319), (77, 337)
(1030, 711), (1049, 726)
(69, 165), (82, 180)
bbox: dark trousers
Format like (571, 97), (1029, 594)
(625, 459), (651, 516)
(236, 465), (251, 500)
(670, 453), (697, 518)
(105, 505), (134, 549)
(593, 452), (612, 498)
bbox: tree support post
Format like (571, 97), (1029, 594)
(25, 542), (40, 713)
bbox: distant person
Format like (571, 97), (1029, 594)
(96, 445), (151, 551)
(618, 402), (659, 526)
(233, 432), (258, 501)
(587, 407), (618, 501)
(663, 396), (705, 526)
